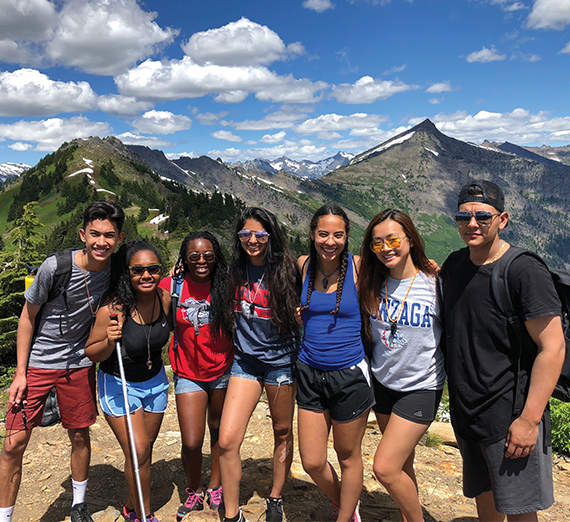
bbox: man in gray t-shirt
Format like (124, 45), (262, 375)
(0, 202), (124, 522)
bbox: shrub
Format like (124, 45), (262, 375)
(550, 398), (570, 455)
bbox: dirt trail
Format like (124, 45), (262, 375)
(4, 388), (570, 522)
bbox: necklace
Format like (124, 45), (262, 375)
(488, 240), (507, 264)
(134, 293), (157, 370)
(242, 266), (266, 318)
(384, 269), (419, 347)
(80, 253), (109, 327)
(317, 262), (339, 289)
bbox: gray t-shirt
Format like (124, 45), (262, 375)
(370, 271), (445, 392)
(25, 250), (111, 369)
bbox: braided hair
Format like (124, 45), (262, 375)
(224, 207), (300, 334)
(301, 204), (350, 315)
(176, 231), (230, 339)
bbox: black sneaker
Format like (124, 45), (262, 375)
(265, 497), (283, 522)
(70, 502), (94, 522)
(222, 508), (248, 522)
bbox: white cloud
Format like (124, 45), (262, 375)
(212, 130), (242, 142)
(116, 56), (326, 104)
(429, 98), (444, 104)
(233, 107), (314, 130)
(260, 131), (286, 144)
(426, 82), (453, 93)
(8, 142), (33, 151)
(0, 69), (97, 117)
(504, 2), (526, 12)
(331, 76), (418, 103)
(0, 116), (110, 151)
(383, 64), (406, 75)
(466, 46), (507, 63)
(296, 112), (388, 134)
(209, 139), (329, 162)
(165, 151), (199, 160)
(97, 95), (153, 117)
(115, 132), (174, 148)
(560, 41), (570, 54)
(182, 17), (304, 67)
(0, 0), (57, 41)
(45, 0), (178, 76)
(527, 0), (570, 30)
(131, 110), (192, 135)
(303, 0), (335, 13)
(411, 108), (570, 144)
(195, 111), (229, 125)
(0, 40), (31, 63)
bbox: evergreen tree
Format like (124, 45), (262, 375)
(10, 201), (44, 265)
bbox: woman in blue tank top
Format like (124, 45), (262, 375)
(86, 240), (172, 522)
(296, 205), (374, 522)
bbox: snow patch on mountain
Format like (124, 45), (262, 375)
(0, 162), (30, 182)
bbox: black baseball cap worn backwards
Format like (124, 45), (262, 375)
(457, 180), (504, 213)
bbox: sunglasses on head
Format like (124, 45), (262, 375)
(455, 211), (501, 227)
(128, 264), (162, 276)
(369, 236), (406, 253)
(188, 252), (215, 263)
(238, 229), (270, 243)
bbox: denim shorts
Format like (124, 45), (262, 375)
(173, 371), (230, 395)
(230, 351), (295, 386)
(98, 367), (169, 417)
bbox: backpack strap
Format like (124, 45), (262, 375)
(491, 246), (547, 415)
(170, 273), (184, 352)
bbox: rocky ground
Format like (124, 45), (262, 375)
(3, 387), (570, 522)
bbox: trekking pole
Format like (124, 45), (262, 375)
(110, 314), (147, 522)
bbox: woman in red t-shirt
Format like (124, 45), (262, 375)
(160, 231), (234, 520)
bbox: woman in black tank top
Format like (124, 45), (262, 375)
(86, 240), (172, 522)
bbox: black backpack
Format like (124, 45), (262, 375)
(491, 246), (570, 415)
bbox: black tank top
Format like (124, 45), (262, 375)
(100, 294), (170, 382)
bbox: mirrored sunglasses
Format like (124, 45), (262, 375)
(128, 264), (162, 276)
(188, 252), (215, 263)
(369, 236), (405, 253)
(455, 211), (501, 227)
(238, 229), (270, 243)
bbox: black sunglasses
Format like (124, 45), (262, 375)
(128, 264), (162, 276)
(188, 252), (215, 263)
(455, 211), (501, 227)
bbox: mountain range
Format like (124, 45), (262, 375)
(0, 163), (30, 183)
(2, 119), (570, 268)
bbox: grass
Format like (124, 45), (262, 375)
(424, 432), (444, 448)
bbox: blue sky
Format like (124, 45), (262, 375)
(1, 0), (570, 167)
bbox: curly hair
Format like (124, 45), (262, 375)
(108, 239), (163, 316)
(176, 231), (230, 338)
(300, 204), (350, 315)
(357, 209), (438, 339)
(224, 207), (300, 334)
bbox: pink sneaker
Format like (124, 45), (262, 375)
(176, 488), (204, 520)
(207, 485), (224, 511)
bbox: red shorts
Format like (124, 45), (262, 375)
(5, 366), (97, 431)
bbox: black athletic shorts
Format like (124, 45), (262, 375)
(372, 378), (442, 425)
(296, 358), (375, 423)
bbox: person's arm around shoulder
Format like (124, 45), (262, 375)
(158, 286), (173, 330)
(505, 314), (565, 458)
(8, 301), (42, 407)
(352, 254), (361, 283)
(84, 303), (124, 362)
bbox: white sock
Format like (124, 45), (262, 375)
(72, 478), (88, 506)
(0, 506), (15, 522)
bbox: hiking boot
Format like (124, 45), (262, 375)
(222, 508), (248, 522)
(177, 489), (204, 520)
(70, 502), (94, 522)
(122, 504), (137, 522)
(265, 497), (283, 522)
(207, 485), (224, 511)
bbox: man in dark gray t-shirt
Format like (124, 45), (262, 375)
(0, 202), (124, 522)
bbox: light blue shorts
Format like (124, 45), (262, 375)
(231, 351), (295, 387)
(97, 367), (169, 417)
(173, 371), (230, 395)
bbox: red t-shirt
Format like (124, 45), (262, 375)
(160, 275), (234, 381)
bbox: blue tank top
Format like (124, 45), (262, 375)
(299, 253), (365, 370)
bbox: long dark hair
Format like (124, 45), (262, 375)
(358, 209), (437, 339)
(300, 204), (350, 315)
(224, 207), (299, 334)
(176, 231), (230, 338)
(109, 239), (163, 316)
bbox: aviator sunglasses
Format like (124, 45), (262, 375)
(370, 236), (407, 253)
(455, 211), (501, 227)
(238, 229), (270, 243)
(128, 264), (163, 276)
(188, 252), (215, 263)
